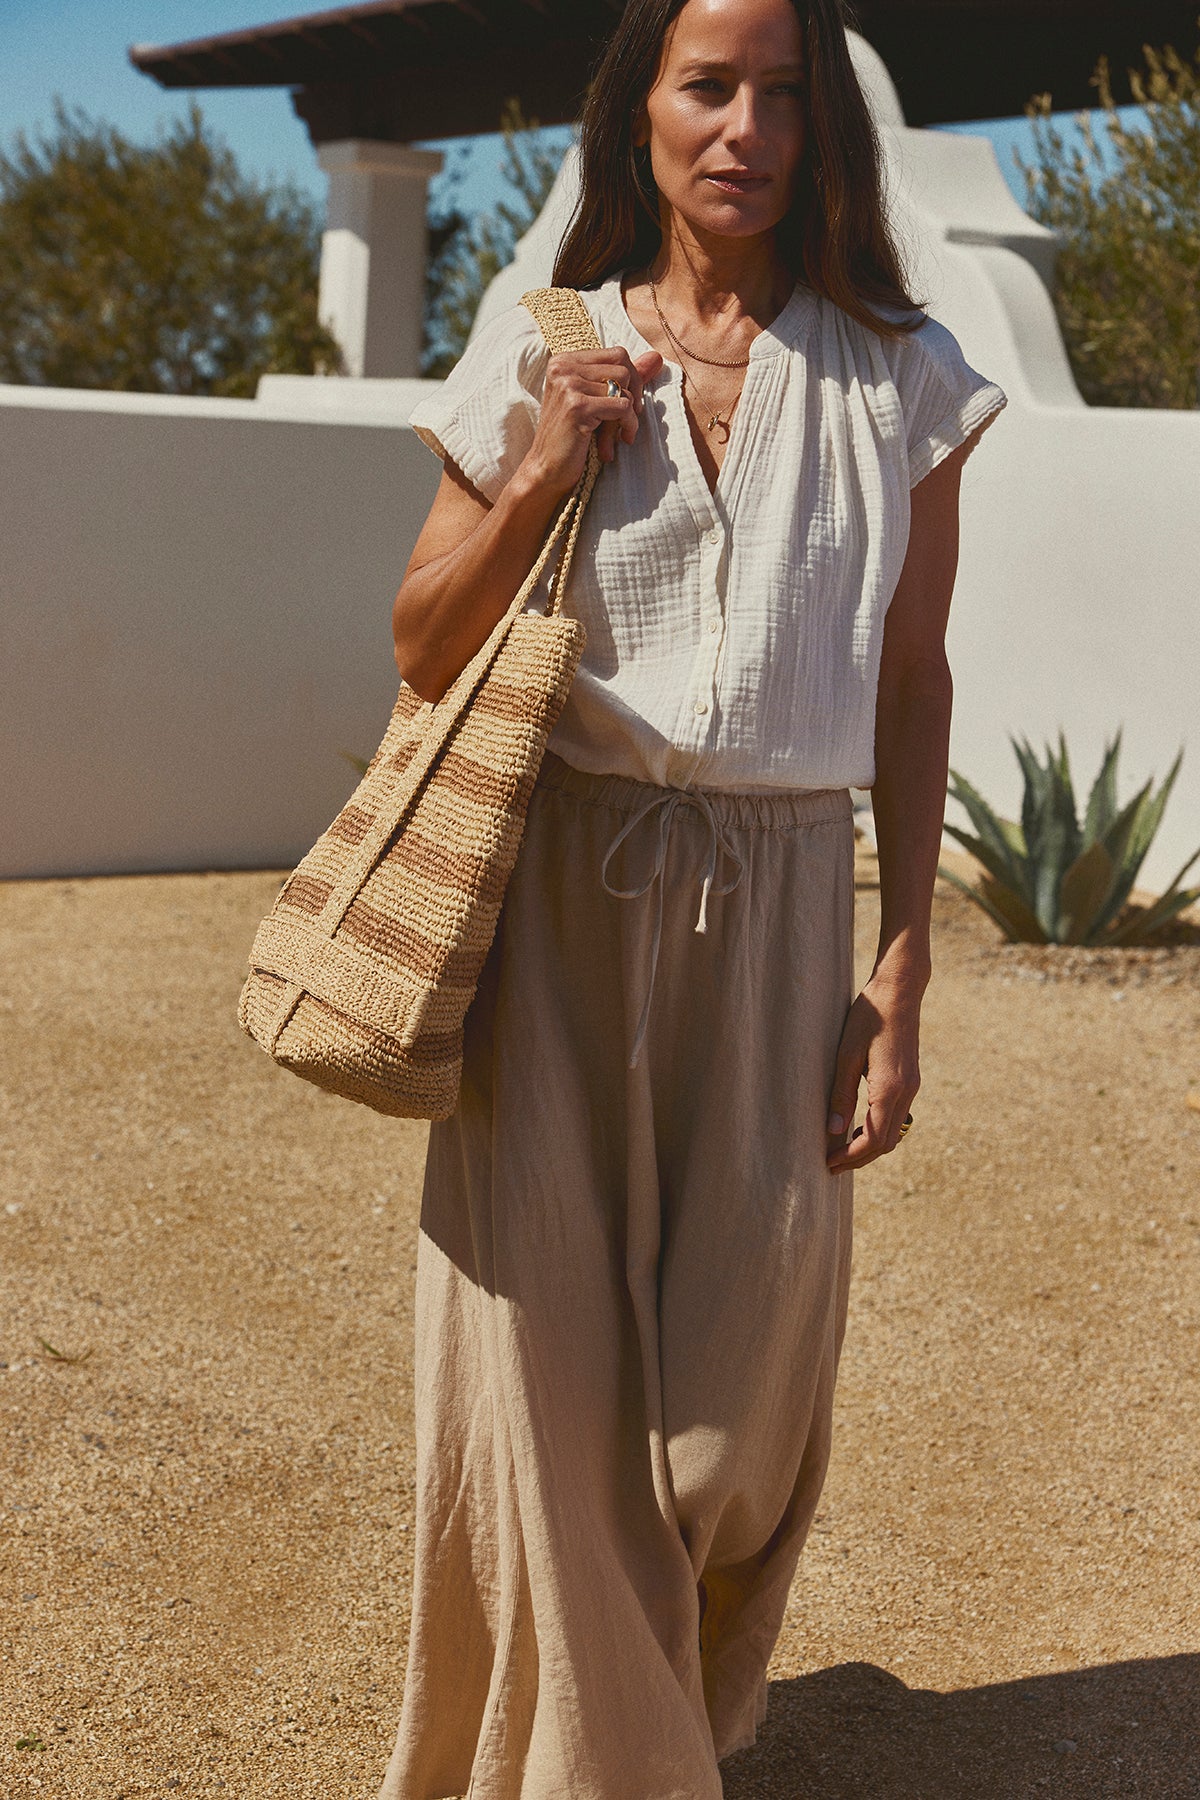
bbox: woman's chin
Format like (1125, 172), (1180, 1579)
(679, 195), (787, 242)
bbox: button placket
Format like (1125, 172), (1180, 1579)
(660, 362), (731, 764)
(592, 275), (827, 794)
(690, 520), (725, 730)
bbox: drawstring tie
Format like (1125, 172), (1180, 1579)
(600, 787), (745, 1070)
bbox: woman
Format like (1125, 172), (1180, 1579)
(380, 0), (1006, 1793)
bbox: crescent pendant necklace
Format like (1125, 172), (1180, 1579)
(649, 277), (751, 440)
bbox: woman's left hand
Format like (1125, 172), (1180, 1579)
(824, 973), (923, 1172)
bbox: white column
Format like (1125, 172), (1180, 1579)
(316, 141), (444, 379)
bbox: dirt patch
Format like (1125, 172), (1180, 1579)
(2, 851), (1198, 1798)
(973, 943), (1200, 987)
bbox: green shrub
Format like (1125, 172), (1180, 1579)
(0, 100), (341, 396)
(939, 731), (1200, 945)
(1019, 42), (1200, 410)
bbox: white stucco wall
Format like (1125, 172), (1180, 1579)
(0, 386), (439, 879)
(869, 43), (1199, 889)
(2, 31), (1197, 896)
(923, 241), (1200, 900)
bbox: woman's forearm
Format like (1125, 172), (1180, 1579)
(392, 462), (568, 703)
(868, 657), (954, 993)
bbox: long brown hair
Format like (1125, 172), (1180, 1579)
(553, 0), (922, 337)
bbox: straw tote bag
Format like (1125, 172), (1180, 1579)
(238, 287), (604, 1119)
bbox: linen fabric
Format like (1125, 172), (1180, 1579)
(377, 752), (857, 1800)
(408, 274), (1007, 795)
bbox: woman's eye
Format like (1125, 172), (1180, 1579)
(683, 78), (804, 98)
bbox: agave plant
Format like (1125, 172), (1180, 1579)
(938, 731), (1200, 946)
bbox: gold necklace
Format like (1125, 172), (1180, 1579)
(679, 365), (742, 440)
(649, 278), (753, 368)
(649, 278), (748, 438)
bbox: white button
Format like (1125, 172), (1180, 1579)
(694, 699), (709, 715)
(705, 529), (721, 546)
(708, 619), (720, 635)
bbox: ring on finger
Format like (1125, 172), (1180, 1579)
(898, 1111), (914, 1139)
(605, 377), (629, 400)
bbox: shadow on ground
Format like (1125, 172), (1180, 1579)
(720, 1657), (1200, 1798)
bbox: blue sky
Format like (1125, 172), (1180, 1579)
(0, 1), (1137, 223)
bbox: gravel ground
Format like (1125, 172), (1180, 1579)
(1, 849), (1198, 1800)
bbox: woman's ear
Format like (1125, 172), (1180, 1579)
(631, 107), (649, 151)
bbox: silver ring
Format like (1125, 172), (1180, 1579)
(606, 378), (624, 400)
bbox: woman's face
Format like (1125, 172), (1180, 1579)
(638, 0), (808, 245)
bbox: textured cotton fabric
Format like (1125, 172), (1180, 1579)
(408, 275), (1006, 794)
(377, 753), (857, 1800)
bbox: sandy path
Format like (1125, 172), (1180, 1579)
(1, 853), (1197, 1799)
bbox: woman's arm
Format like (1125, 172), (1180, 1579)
(825, 431), (982, 1172)
(393, 457), (568, 703)
(394, 344), (662, 702)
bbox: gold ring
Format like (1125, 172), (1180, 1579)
(606, 378), (626, 400)
(898, 1112), (914, 1138)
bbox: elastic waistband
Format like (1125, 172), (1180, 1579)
(535, 750), (853, 831)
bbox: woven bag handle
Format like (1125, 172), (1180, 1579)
(381, 287), (602, 784)
(406, 287), (604, 736)
(288, 290), (607, 948)
(521, 285), (601, 355)
(518, 286), (604, 618)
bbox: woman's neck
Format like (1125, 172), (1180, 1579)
(646, 221), (794, 328)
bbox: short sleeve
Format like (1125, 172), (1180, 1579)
(890, 316), (1007, 489)
(407, 304), (550, 504)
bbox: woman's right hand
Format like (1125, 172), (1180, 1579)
(520, 346), (665, 499)
(393, 344), (663, 703)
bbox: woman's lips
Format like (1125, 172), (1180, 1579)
(704, 172), (772, 195)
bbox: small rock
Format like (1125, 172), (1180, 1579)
(1186, 1090), (1200, 1114)
(1052, 1739), (1078, 1755)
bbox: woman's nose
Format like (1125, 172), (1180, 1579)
(724, 84), (768, 151)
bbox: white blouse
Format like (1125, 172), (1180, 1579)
(408, 274), (1006, 793)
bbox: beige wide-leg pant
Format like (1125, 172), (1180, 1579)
(378, 752), (857, 1800)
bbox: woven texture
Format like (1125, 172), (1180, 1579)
(238, 287), (603, 1119)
